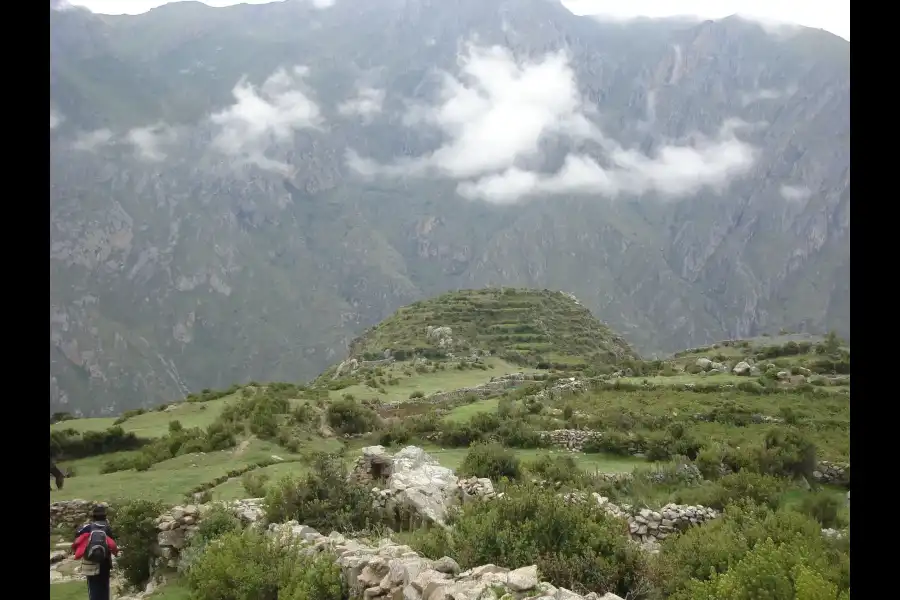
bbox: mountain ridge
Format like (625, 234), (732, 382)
(50, 0), (849, 416)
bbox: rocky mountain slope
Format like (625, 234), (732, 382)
(49, 0), (850, 415)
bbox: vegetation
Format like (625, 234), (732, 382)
(343, 288), (637, 369)
(50, 311), (850, 600)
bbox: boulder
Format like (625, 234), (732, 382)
(385, 446), (460, 526)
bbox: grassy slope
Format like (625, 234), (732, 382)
(345, 288), (637, 366)
(51, 393), (240, 437)
(326, 357), (539, 403)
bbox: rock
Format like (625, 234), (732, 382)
(384, 446), (461, 526)
(732, 361), (751, 375)
(433, 557), (460, 575)
(507, 565), (539, 591)
(50, 551), (68, 564)
(695, 358), (712, 370)
(157, 529), (186, 550)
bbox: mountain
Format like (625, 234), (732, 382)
(49, 0), (850, 416)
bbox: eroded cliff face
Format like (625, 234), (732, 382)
(49, 3), (848, 414)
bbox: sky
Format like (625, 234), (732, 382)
(62, 0), (849, 41)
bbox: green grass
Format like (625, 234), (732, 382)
(444, 397), (501, 422)
(420, 445), (645, 474)
(52, 438), (341, 505)
(344, 288), (637, 366)
(51, 394), (240, 438)
(210, 460), (310, 501)
(49, 582), (85, 600)
(328, 358), (537, 404)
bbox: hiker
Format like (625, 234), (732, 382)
(72, 504), (119, 600)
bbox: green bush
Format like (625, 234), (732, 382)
(672, 472), (786, 511)
(652, 502), (849, 598)
(406, 484), (648, 596)
(325, 398), (379, 434)
(798, 491), (847, 529)
(186, 529), (345, 600)
(241, 470), (271, 498)
(113, 499), (166, 587)
(458, 443), (522, 480)
(263, 453), (379, 532)
(526, 454), (585, 486)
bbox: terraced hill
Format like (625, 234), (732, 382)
(344, 288), (637, 368)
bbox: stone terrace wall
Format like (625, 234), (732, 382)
(50, 500), (102, 531)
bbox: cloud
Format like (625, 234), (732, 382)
(779, 184), (812, 202)
(348, 44), (757, 203)
(741, 84), (798, 106)
(338, 87), (385, 120)
(126, 122), (178, 161)
(72, 128), (115, 151)
(50, 108), (64, 130)
(209, 66), (321, 172)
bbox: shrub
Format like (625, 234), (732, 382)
(186, 530), (345, 600)
(526, 454), (585, 486)
(672, 472), (786, 511)
(406, 484), (648, 596)
(114, 499), (166, 587)
(458, 443), (522, 480)
(798, 491), (847, 529)
(653, 502), (849, 599)
(241, 470), (271, 498)
(325, 398), (379, 434)
(263, 453), (379, 532)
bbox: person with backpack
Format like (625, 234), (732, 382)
(72, 504), (119, 600)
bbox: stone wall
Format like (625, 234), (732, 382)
(540, 429), (601, 451)
(50, 499), (103, 531)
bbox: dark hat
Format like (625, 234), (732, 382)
(91, 504), (107, 520)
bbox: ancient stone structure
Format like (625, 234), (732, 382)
(539, 429), (601, 451)
(812, 461), (850, 486)
(50, 499), (102, 531)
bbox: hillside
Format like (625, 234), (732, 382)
(345, 288), (637, 367)
(50, 331), (850, 599)
(50, 0), (849, 417)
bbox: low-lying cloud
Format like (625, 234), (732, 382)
(338, 87), (386, 120)
(210, 66), (322, 172)
(779, 184), (812, 202)
(71, 128), (115, 152)
(50, 108), (63, 130)
(348, 43), (757, 203)
(126, 122), (179, 161)
(741, 84), (798, 106)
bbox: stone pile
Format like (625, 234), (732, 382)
(50, 499), (98, 531)
(812, 461), (850, 486)
(539, 429), (600, 451)
(267, 521), (623, 600)
(558, 492), (718, 546)
(458, 476), (497, 500)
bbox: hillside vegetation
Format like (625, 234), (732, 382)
(345, 288), (637, 368)
(50, 296), (850, 600)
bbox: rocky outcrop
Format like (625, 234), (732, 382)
(267, 521), (618, 600)
(812, 461), (850, 486)
(353, 445), (469, 526)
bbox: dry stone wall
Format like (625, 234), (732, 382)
(50, 499), (105, 531)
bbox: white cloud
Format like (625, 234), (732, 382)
(50, 108), (64, 130)
(209, 66), (322, 172)
(338, 87), (386, 120)
(740, 85), (797, 106)
(349, 44), (757, 204)
(71, 128), (115, 152)
(779, 184), (812, 202)
(126, 122), (179, 161)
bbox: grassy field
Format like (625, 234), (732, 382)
(420, 445), (645, 474)
(53, 438), (340, 505)
(326, 358), (539, 404)
(444, 397), (501, 422)
(51, 393), (240, 438)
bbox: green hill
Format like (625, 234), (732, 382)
(345, 288), (638, 368)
